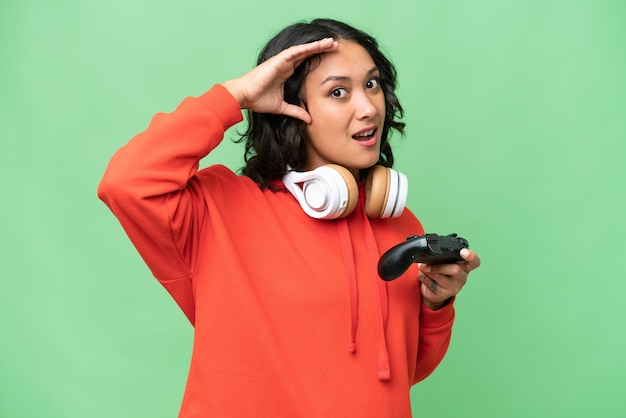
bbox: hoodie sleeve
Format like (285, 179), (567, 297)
(97, 84), (243, 324)
(412, 299), (455, 384)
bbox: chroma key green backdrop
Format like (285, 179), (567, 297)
(1, 1), (625, 417)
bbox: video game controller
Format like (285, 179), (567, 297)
(378, 233), (469, 281)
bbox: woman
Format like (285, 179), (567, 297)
(99, 18), (480, 417)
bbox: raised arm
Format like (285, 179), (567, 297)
(97, 38), (339, 323)
(97, 85), (242, 323)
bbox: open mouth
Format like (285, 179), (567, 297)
(352, 128), (377, 141)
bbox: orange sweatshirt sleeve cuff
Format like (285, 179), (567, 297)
(196, 84), (244, 130)
(420, 297), (455, 328)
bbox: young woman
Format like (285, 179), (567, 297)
(98, 18), (480, 417)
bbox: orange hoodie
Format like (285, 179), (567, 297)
(98, 84), (455, 417)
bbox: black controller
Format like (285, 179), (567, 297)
(378, 233), (469, 281)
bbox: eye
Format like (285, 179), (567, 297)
(330, 87), (348, 98)
(366, 77), (380, 89)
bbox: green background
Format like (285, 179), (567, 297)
(1, 0), (624, 417)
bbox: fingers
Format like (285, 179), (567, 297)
(278, 37), (339, 68)
(418, 249), (480, 309)
(418, 263), (468, 298)
(280, 103), (312, 124)
(460, 248), (481, 271)
(419, 269), (463, 292)
(227, 37), (338, 117)
(419, 262), (461, 276)
(419, 249), (481, 275)
(419, 274), (439, 294)
(419, 273), (450, 310)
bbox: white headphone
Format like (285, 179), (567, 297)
(282, 164), (408, 220)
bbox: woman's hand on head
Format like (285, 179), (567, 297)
(418, 248), (481, 310)
(223, 38), (339, 124)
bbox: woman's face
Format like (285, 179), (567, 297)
(301, 40), (386, 177)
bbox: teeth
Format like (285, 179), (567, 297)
(355, 129), (374, 137)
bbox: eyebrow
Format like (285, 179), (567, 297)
(319, 66), (380, 86)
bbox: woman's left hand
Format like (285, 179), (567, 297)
(419, 248), (481, 310)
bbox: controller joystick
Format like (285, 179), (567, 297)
(378, 233), (469, 281)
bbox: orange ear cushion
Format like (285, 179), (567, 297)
(364, 166), (390, 218)
(325, 164), (359, 218)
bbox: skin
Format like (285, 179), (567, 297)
(418, 248), (480, 310)
(300, 40), (385, 176)
(223, 37), (481, 310)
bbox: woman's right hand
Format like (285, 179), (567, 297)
(223, 37), (338, 124)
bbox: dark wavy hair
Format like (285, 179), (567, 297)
(237, 18), (405, 189)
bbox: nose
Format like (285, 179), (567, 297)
(353, 90), (378, 120)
